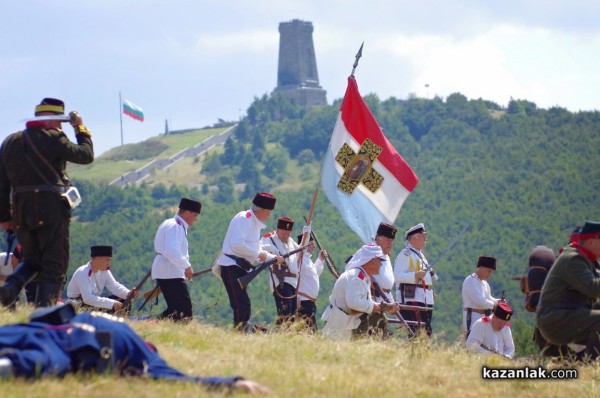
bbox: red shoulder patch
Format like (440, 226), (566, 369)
(88, 269), (92, 277)
(176, 219), (182, 226)
(358, 271), (365, 280)
(262, 231), (274, 238)
(246, 211), (252, 218)
(482, 316), (491, 323)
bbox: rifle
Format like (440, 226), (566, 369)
(4, 229), (15, 266)
(116, 269), (152, 314)
(138, 266), (213, 311)
(372, 281), (414, 338)
(422, 222), (470, 275)
(303, 216), (340, 279)
(480, 343), (511, 359)
(237, 245), (309, 290)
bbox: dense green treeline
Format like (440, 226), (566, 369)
(68, 89), (599, 350)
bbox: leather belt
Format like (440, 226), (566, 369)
(12, 185), (68, 194)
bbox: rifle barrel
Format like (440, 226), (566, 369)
(237, 245), (308, 290)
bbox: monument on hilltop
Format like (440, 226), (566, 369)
(274, 19), (327, 106)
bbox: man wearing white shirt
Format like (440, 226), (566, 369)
(394, 223), (437, 337)
(353, 222), (397, 338)
(462, 256), (500, 338)
(322, 245), (399, 340)
(151, 197), (201, 322)
(466, 301), (515, 359)
(296, 234), (325, 332)
(260, 216), (300, 325)
(67, 245), (139, 312)
(217, 192), (279, 331)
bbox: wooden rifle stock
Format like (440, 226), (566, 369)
(120, 269), (152, 311)
(138, 266), (214, 311)
(372, 281), (414, 338)
(237, 245), (308, 290)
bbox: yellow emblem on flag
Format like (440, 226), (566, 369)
(335, 138), (384, 194)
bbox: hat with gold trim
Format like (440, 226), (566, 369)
(277, 216), (294, 231)
(35, 98), (65, 115)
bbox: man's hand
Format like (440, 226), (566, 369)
(258, 251), (268, 262)
(415, 270), (426, 280)
(275, 256), (284, 265)
(184, 267), (194, 280)
(69, 111), (82, 127)
(113, 301), (123, 311)
(233, 379), (271, 394)
(129, 288), (141, 298)
(318, 249), (327, 261)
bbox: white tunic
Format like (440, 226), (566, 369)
(372, 254), (394, 303)
(466, 316), (515, 358)
(67, 262), (130, 310)
(217, 209), (267, 269)
(260, 232), (300, 290)
(297, 252), (324, 301)
(321, 267), (375, 340)
(462, 273), (498, 331)
(151, 214), (190, 280)
(393, 245), (437, 304)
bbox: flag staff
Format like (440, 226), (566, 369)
(119, 91), (124, 146)
(350, 42), (364, 77)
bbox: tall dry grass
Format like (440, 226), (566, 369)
(0, 307), (599, 397)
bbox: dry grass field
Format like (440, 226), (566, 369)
(1, 307), (599, 398)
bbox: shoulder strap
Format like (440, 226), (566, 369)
(22, 130), (69, 186)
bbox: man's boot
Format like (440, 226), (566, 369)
(0, 262), (37, 306)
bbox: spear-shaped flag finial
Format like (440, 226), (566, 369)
(351, 42), (364, 77)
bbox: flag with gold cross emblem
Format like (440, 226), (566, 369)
(321, 76), (418, 243)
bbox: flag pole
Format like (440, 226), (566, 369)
(119, 91), (124, 146)
(350, 42), (364, 77)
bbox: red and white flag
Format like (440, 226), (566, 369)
(321, 76), (418, 243)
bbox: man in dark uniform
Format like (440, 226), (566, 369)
(0, 98), (94, 307)
(537, 220), (600, 359)
(0, 303), (269, 393)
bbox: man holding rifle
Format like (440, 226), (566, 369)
(394, 223), (437, 337)
(462, 256), (501, 338)
(322, 245), (399, 340)
(466, 301), (515, 358)
(260, 216), (301, 326)
(151, 197), (201, 322)
(353, 222), (398, 338)
(67, 245), (139, 312)
(217, 192), (282, 332)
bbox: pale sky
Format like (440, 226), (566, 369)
(1, 1), (599, 156)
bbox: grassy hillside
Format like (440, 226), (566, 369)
(68, 127), (228, 184)
(0, 307), (596, 398)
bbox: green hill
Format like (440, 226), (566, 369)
(64, 91), (600, 350)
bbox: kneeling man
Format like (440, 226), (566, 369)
(67, 245), (139, 312)
(466, 301), (515, 359)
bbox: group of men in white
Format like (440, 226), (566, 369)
(7, 191), (513, 359)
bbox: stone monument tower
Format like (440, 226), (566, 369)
(274, 19), (327, 106)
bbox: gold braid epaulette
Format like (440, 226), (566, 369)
(75, 125), (91, 136)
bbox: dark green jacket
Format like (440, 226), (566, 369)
(0, 125), (93, 227)
(536, 244), (600, 343)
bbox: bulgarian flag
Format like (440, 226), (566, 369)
(321, 76), (419, 243)
(123, 98), (144, 122)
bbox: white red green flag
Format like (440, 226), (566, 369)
(123, 99), (144, 122)
(321, 76), (419, 243)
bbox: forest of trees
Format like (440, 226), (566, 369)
(67, 88), (599, 352)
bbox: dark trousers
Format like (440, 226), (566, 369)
(273, 282), (297, 324)
(17, 216), (69, 286)
(156, 278), (192, 322)
(221, 265), (251, 329)
(298, 300), (317, 332)
(401, 301), (433, 338)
